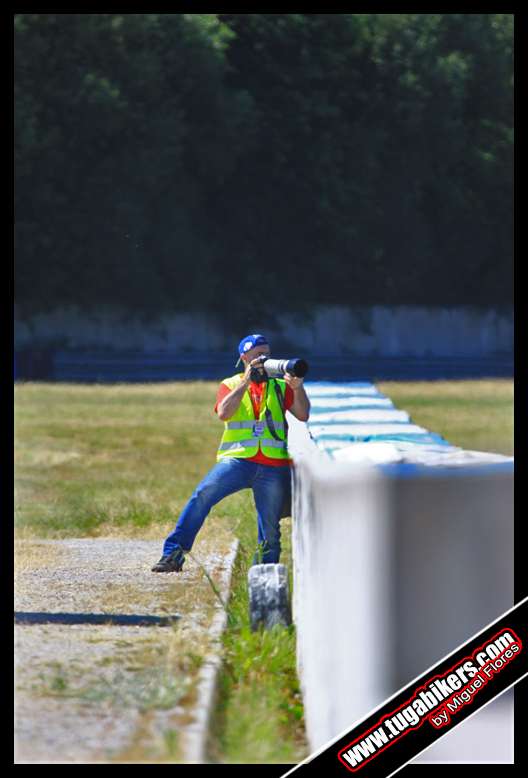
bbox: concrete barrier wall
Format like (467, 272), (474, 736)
(14, 304), (513, 356)
(289, 443), (514, 761)
(290, 452), (393, 747)
(287, 383), (514, 762)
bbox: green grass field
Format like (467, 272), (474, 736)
(377, 380), (513, 456)
(14, 378), (513, 763)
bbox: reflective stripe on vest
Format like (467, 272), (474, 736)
(226, 420), (286, 431)
(218, 438), (288, 451)
(217, 374), (289, 461)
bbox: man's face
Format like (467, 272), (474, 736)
(241, 343), (271, 366)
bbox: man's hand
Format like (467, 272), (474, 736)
(242, 356), (266, 385)
(282, 373), (304, 391)
(283, 374), (310, 421)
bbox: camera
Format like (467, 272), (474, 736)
(249, 357), (309, 384)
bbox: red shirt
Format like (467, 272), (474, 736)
(214, 380), (294, 466)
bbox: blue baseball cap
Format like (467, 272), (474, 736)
(235, 334), (269, 367)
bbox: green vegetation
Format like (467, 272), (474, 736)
(14, 381), (225, 537)
(15, 14), (513, 325)
(377, 379), (513, 455)
(209, 514), (307, 764)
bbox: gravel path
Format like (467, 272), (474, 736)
(14, 538), (236, 763)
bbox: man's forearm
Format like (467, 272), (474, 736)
(290, 384), (310, 422)
(217, 380), (249, 421)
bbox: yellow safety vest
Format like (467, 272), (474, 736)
(217, 374), (289, 461)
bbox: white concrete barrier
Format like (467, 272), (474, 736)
(15, 304), (513, 356)
(287, 382), (514, 763)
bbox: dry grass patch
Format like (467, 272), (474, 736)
(14, 540), (69, 574)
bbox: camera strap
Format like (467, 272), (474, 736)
(264, 380), (289, 441)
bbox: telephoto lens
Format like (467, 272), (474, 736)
(262, 358), (309, 378)
(287, 358), (309, 377)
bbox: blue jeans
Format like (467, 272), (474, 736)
(162, 458), (292, 564)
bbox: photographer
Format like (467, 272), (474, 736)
(152, 334), (310, 572)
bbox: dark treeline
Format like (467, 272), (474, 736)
(15, 14), (513, 331)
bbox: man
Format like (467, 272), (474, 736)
(151, 333), (310, 572)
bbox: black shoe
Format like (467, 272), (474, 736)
(151, 546), (185, 573)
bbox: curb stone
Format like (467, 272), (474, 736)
(182, 538), (239, 764)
